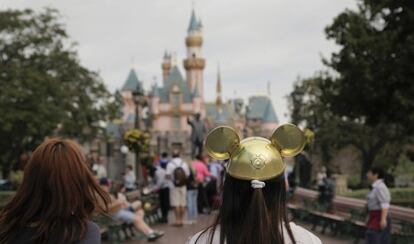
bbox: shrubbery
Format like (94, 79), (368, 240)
(341, 188), (414, 208)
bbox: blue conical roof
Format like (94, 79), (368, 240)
(188, 9), (201, 33)
(246, 96), (279, 123)
(263, 100), (279, 123)
(122, 69), (142, 91)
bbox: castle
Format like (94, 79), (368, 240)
(117, 9), (279, 155)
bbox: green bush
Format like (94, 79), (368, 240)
(347, 175), (362, 190)
(341, 188), (414, 208)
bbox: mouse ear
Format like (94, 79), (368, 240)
(270, 123), (306, 157)
(205, 126), (241, 160)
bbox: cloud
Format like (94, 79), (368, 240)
(1, 0), (357, 123)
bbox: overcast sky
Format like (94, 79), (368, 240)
(2, 0), (356, 123)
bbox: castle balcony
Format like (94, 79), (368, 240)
(183, 58), (205, 70)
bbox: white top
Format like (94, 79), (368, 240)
(186, 222), (322, 244)
(166, 157), (190, 180)
(124, 171), (136, 189)
(367, 179), (391, 210)
(92, 164), (107, 179)
(154, 165), (173, 189)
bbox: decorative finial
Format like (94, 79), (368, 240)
(267, 81), (271, 96)
(216, 64), (222, 107)
(131, 56), (135, 69)
(171, 52), (177, 66)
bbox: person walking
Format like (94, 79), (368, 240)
(366, 167), (392, 244)
(193, 155), (212, 214)
(166, 150), (190, 226)
(187, 125), (321, 244)
(159, 152), (170, 169)
(154, 152), (172, 223)
(0, 139), (110, 244)
(186, 162), (199, 224)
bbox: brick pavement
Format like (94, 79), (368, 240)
(117, 214), (353, 244)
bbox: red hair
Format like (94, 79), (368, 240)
(0, 138), (110, 243)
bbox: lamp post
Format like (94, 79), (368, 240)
(132, 83), (145, 185)
(120, 144), (129, 179)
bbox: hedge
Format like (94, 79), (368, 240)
(341, 187), (414, 207)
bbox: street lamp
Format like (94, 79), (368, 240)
(132, 83), (145, 185)
(132, 83), (145, 129)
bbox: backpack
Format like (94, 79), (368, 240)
(173, 161), (188, 187)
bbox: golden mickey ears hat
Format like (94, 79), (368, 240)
(205, 124), (306, 181)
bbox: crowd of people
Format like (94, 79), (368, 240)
(83, 148), (225, 241)
(0, 125), (392, 244)
(153, 151), (224, 226)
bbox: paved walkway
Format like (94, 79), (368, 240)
(119, 214), (353, 244)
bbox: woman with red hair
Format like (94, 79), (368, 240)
(0, 138), (110, 243)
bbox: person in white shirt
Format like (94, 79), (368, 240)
(187, 125), (322, 244)
(166, 150), (190, 226)
(92, 156), (107, 179)
(123, 165), (136, 191)
(366, 167), (391, 244)
(154, 152), (173, 223)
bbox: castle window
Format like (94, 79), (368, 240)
(171, 93), (180, 108)
(173, 116), (181, 129)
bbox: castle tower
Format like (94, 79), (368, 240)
(183, 9), (205, 98)
(161, 50), (171, 83)
(216, 65), (223, 108)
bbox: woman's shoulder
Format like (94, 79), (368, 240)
(186, 228), (220, 244)
(187, 223), (322, 244)
(288, 222), (322, 244)
(79, 221), (101, 244)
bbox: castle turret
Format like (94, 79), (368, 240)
(161, 50), (171, 83)
(183, 9), (205, 98)
(216, 65), (223, 108)
(151, 82), (160, 116)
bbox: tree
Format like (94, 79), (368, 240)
(289, 0), (414, 181)
(0, 8), (116, 174)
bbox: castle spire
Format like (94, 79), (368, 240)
(188, 8), (201, 33)
(161, 50), (172, 83)
(184, 6), (205, 99)
(216, 65), (222, 107)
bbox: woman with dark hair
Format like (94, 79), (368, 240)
(187, 125), (321, 244)
(0, 138), (111, 244)
(365, 167), (391, 244)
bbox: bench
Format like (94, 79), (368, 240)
(125, 190), (162, 224)
(290, 187), (414, 243)
(93, 214), (130, 244)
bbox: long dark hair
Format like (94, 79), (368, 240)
(0, 138), (110, 243)
(196, 174), (295, 244)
